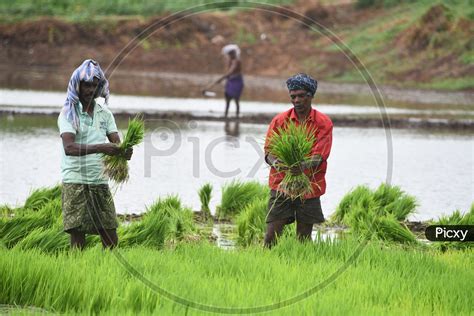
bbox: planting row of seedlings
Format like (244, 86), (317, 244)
(1, 180), (472, 252)
(0, 185), (198, 253)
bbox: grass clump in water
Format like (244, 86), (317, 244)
(103, 115), (144, 184)
(216, 180), (269, 220)
(267, 120), (317, 200)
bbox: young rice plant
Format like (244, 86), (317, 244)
(103, 115), (144, 184)
(267, 120), (317, 200)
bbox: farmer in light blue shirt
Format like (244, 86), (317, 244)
(58, 59), (132, 250)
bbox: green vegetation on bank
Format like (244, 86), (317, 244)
(0, 0), (294, 21)
(315, 0), (474, 90)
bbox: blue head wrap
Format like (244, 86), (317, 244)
(286, 73), (318, 96)
(63, 59), (110, 130)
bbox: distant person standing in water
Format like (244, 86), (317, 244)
(58, 59), (132, 250)
(207, 44), (244, 119)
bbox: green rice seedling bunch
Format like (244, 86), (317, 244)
(372, 183), (402, 208)
(198, 183), (213, 219)
(373, 183), (417, 220)
(147, 196), (195, 241)
(331, 185), (372, 223)
(0, 205), (14, 218)
(148, 194), (183, 212)
(373, 215), (418, 244)
(103, 115), (144, 184)
(267, 121), (316, 200)
(436, 204), (473, 225)
(216, 180), (269, 220)
(236, 197), (269, 246)
(120, 214), (169, 249)
(432, 204), (473, 251)
(14, 225), (69, 253)
(2, 184), (62, 217)
(23, 185), (62, 212)
(345, 207), (418, 244)
(344, 202), (377, 240)
(0, 199), (62, 248)
(1, 213), (53, 248)
(120, 196), (195, 248)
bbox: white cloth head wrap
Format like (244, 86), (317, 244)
(221, 44), (241, 58)
(63, 59), (110, 131)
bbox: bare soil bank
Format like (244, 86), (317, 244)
(1, 2), (473, 105)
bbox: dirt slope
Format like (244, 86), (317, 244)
(0, 2), (472, 92)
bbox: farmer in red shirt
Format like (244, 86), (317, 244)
(264, 73), (333, 247)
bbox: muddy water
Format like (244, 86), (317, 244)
(1, 112), (472, 221)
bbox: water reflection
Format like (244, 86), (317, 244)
(212, 224), (236, 250)
(224, 120), (240, 138)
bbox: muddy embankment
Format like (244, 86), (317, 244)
(0, 3), (473, 129)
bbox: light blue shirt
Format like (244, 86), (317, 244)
(58, 102), (118, 184)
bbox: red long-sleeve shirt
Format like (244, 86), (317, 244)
(264, 107), (333, 198)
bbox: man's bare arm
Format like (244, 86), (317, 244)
(61, 133), (121, 156)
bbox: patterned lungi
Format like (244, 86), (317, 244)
(62, 183), (118, 234)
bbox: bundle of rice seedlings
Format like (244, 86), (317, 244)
(374, 215), (418, 244)
(119, 213), (169, 249)
(432, 205), (473, 251)
(236, 197), (269, 246)
(198, 183), (213, 219)
(24, 185), (62, 212)
(344, 202), (377, 240)
(331, 185), (372, 223)
(1, 185), (62, 218)
(345, 206), (418, 244)
(0, 205), (14, 218)
(216, 180), (269, 220)
(0, 198), (62, 248)
(436, 204), (473, 225)
(383, 196), (417, 221)
(267, 120), (317, 200)
(373, 183), (417, 220)
(149, 201), (194, 242)
(15, 226), (69, 253)
(335, 184), (419, 245)
(103, 115), (144, 184)
(120, 196), (195, 248)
